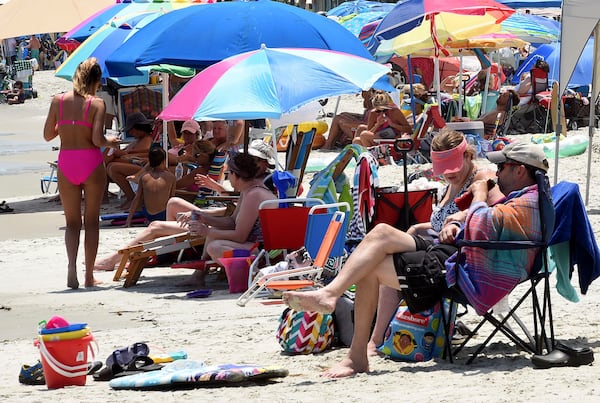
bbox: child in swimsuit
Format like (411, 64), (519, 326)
(126, 146), (177, 227)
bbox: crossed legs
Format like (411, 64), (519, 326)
(283, 224), (415, 377)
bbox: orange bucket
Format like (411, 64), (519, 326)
(218, 256), (255, 293)
(36, 333), (95, 389)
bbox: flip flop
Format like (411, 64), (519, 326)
(186, 289), (212, 298)
(112, 356), (163, 378)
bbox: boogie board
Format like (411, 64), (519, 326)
(109, 360), (288, 390)
(100, 211), (144, 221)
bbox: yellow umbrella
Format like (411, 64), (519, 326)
(375, 13), (501, 59)
(0, 0), (114, 39)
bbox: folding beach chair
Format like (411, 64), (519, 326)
(40, 161), (58, 194)
(113, 232), (206, 288)
(237, 201), (349, 307)
(442, 170), (555, 364)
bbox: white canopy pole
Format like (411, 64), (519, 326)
(585, 23), (600, 205)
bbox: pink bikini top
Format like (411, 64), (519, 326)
(57, 93), (93, 128)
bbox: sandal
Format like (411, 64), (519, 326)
(19, 361), (45, 385)
(112, 356), (163, 378)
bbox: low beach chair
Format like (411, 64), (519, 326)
(40, 161), (58, 194)
(113, 232), (206, 288)
(237, 202), (349, 307)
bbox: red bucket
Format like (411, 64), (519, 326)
(36, 333), (95, 389)
(218, 256), (255, 293)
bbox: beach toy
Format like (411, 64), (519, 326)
(35, 331), (96, 389)
(491, 137), (511, 151)
(218, 256), (256, 293)
(44, 315), (70, 329)
(542, 134), (589, 158)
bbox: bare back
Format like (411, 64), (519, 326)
(140, 169), (177, 215)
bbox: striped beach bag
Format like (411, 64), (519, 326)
(276, 308), (334, 354)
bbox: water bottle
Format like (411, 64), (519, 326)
(189, 210), (201, 236)
(175, 161), (184, 180)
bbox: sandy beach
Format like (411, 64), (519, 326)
(1, 71), (600, 402)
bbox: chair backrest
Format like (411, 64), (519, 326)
(258, 198), (324, 251)
(305, 202), (350, 263)
(530, 67), (549, 98)
(536, 170), (555, 245)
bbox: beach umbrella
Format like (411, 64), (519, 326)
(54, 12), (194, 86)
(327, 0), (395, 18)
(58, 0), (208, 47)
(373, 13), (506, 59)
(55, 13), (163, 85)
(105, 0), (373, 77)
(157, 46), (391, 122)
(367, 0), (515, 56)
(0, 0), (114, 39)
(500, 13), (560, 45)
(511, 39), (594, 88)
(339, 11), (389, 38)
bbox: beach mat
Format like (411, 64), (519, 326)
(109, 360), (288, 390)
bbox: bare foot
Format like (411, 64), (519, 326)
(118, 198), (133, 210)
(175, 270), (206, 288)
(282, 290), (337, 314)
(321, 357), (369, 378)
(67, 266), (79, 289)
(67, 275), (79, 290)
(94, 256), (119, 271)
(367, 340), (383, 357)
(85, 278), (103, 288)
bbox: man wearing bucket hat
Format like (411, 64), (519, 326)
(282, 141), (549, 378)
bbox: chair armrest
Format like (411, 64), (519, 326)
(457, 239), (546, 250)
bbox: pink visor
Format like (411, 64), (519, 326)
(431, 138), (467, 176)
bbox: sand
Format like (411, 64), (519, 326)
(1, 71), (599, 402)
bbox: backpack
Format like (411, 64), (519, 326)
(276, 308), (334, 354)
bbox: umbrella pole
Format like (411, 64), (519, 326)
(434, 57), (441, 114)
(458, 52), (464, 117)
(407, 55), (417, 127)
(482, 66), (491, 117)
(161, 72), (169, 153)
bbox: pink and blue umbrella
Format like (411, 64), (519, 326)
(105, 0), (373, 77)
(158, 47), (390, 121)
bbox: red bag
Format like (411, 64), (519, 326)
(369, 188), (437, 231)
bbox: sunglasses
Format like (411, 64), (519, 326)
(497, 162), (521, 172)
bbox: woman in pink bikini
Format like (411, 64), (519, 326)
(43, 57), (119, 289)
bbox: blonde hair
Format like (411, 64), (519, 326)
(371, 91), (394, 109)
(72, 57), (102, 97)
(432, 128), (476, 160)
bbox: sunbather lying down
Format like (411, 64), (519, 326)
(94, 153), (277, 287)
